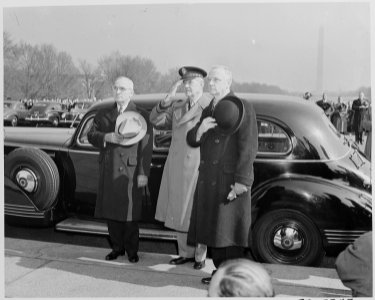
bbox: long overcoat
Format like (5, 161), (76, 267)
(186, 93), (258, 248)
(87, 101), (153, 222)
(150, 94), (211, 232)
(352, 98), (368, 132)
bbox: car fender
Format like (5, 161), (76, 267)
(251, 174), (371, 231)
(5, 176), (39, 211)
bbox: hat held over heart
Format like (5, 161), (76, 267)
(115, 111), (147, 146)
(213, 95), (245, 135)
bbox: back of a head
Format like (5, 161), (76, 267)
(208, 259), (274, 297)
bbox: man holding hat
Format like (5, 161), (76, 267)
(150, 66), (210, 269)
(88, 76), (153, 263)
(187, 65), (258, 284)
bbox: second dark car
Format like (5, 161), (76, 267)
(25, 101), (68, 127)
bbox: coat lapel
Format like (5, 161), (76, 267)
(177, 94), (212, 126)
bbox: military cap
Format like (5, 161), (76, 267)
(178, 66), (207, 81)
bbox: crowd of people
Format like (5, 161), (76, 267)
(308, 91), (372, 161)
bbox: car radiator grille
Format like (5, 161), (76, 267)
(5, 203), (46, 218)
(324, 229), (369, 244)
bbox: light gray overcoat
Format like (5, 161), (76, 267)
(150, 94), (211, 232)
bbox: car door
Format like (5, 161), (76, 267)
(67, 113), (100, 216)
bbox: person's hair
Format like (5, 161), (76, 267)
(208, 258), (275, 297)
(114, 76), (134, 91)
(210, 65), (233, 86)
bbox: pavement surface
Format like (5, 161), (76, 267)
(4, 236), (352, 298)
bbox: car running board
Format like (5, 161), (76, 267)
(55, 217), (177, 241)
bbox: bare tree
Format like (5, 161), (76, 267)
(79, 59), (106, 99)
(98, 52), (163, 94)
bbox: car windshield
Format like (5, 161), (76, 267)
(74, 102), (92, 109)
(304, 109), (350, 160)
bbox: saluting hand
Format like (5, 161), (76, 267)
(161, 79), (183, 107)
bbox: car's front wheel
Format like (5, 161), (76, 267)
(5, 148), (60, 211)
(252, 209), (324, 266)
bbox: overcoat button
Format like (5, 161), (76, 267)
(119, 167), (123, 171)
(212, 160), (218, 165)
(214, 139), (220, 144)
(211, 181), (216, 186)
(200, 160), (204, 164)
(120, 153), (124, 157)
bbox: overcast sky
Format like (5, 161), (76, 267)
(2, 0), (373, 93)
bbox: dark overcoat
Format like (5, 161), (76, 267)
(186, 92), (258, 248)
(87, 101), (153, 222)
(352, 98), (368, 132)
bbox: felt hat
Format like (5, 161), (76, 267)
(213, 95), (244, 135)
(114, 111), (147, 146)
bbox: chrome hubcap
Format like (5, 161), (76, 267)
(15, 168), (38, 193)
(273, 227), (302, 251)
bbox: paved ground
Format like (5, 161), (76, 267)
(4, 237), (351, 298)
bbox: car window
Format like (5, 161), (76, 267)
(77, 116), (94, 146)
(257, 120), (292, 155)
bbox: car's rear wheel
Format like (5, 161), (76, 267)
(5, 148), (60, 211)
(252, 209), (324, 266)
(10, 116), (18, 127)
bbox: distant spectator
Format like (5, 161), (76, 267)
(208, 258), (275, 297)
(303, 92), (312, 100)
(26, 99), (33, 110)
(351, 92), (369, 144)
(331, 96), (348, 134)
(335, 231), (372, 297)
(362, 102), (371, 161)
(316, 93), (334, 118)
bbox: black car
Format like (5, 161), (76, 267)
(3, 100), (30, 127)
(4, 93), (372, 266)
(60, 101), (94, 127)
(25, 101), (68, 127)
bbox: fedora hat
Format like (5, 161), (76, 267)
(213, 95), (244, 135)
(114, 111), (147, 146)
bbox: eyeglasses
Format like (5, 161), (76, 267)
(113, 86), (131, 92)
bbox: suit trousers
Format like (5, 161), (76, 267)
(107, 220), (139, 257)
(176, 231), (207, 262)
(211, 246), (246, 269)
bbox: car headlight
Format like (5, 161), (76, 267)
(62, 113), (66, 118)
(79, 113), (84, 119)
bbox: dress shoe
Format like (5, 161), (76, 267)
(105, 250), (125, 261)
(128, 254), (139, 263)
(169, 257), (195, 265)
(201, 270), (216, 285)
(201, 276), (212, 284)
(193, 260), (205, 270)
